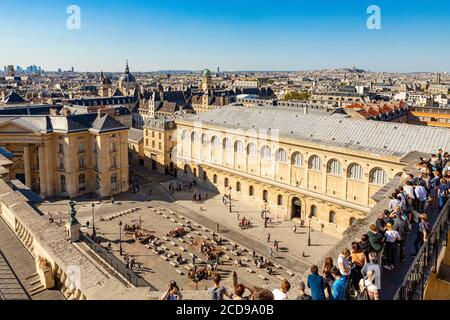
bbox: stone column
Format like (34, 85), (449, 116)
(23, 144), (32, 188)
(38, 144), (47, 197)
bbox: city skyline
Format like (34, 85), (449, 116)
(1, 0), (450, 73)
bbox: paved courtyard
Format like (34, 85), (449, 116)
(37, 169), (339, 296)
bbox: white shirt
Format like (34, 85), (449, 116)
(385, 230), (400, 243)
(415, 186), (427, 202)
(338, 255), (351, 276)
(272, 288), (288, 300)
(403, 185), (415, 199)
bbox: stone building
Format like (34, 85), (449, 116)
(0, 112), (129, 199)
(175, 105), (450, 235)
(143, 118), (177, 175)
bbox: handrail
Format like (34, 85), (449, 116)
(393, 198), (450, 300)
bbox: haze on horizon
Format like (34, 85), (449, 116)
(0, 0), (449, 73)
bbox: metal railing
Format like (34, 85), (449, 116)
(394, 199), (450, 300)
(81, 234), (155, 289)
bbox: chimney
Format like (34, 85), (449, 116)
(303, 106), (307, 114)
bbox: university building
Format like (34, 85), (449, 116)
(175, 105), (450, 235)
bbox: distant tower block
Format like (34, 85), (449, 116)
(217, 67), (220, 74)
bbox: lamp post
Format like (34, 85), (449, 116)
(91, 202), (96, 237)
(307, 216), (311, 247)
(119, 220), (123, 256)
(262, 200), (269, 228)
(228, 186), (232, 213)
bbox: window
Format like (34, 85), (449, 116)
(327, 159), (342, 175)
(181, 130), (189, 141)
(111, 173), (118, 190)
(193, 168), (197, 177)
(110, 155), (118, 169)
(152, 141), (155, 148)
(78, 174), (86, 192)
(201, 134), (209, 145)
(78, 155), (86, 169)
(211, 136), (220, 149)
(260, 146), (271, 159)
(348, 163), (363, 181)
(58, 143), (64, 154)
(277, 194), (283, 206)
(192, 132), (200, 144)
(158, 142), (161, 150)
(291, 152), (303, 166)
(236, 181), (241, 192)
(370, 168), (387, 185)
(159, 132), (162, 139)
(58, 157), (64, 170)
(213, 174), (218, 184)
(329, 211), (337, 224)
(78, 142), (85, 153)
(310, 205), (317, 218)
(60, 175), (66, 193)
(145, 139), (149, 146)
(203, 171), (207, 180)
(247, 143), (257, 156)
(275, 148), (287, 162)
(234, 141), (244, 153)
(109, 142), (117, 153)
(263, 190), (268, 202)
(308, 155), (322, 171)
(223, 138), (232, 151)
(224, 178), (229, 188)
(152, 131), (155, 138)
(249, 186), (254, 196)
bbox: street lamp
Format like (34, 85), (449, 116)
(307, 216), (311, 247)
(228, 186), (232, 213)
(262, 200), (269, 228)
(91, 202), (96, 237)
(119, 220), (123, 256)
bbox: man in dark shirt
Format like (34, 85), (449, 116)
(376, 211), (387, 233)
(366, 224), (385, 265)
(393, 213), (409, 262)
(307, 265), (326, 300)
(295, 280), (312, 300)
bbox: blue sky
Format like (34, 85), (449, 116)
(0, 0), (449, 72)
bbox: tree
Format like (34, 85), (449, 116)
(284, 91), (310, 101)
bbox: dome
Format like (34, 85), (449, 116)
(202, 69), (212, 77)
(119, 60), (136, 85)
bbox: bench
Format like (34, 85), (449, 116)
(170, 218), (177, 223)
(179, 247), (187, 252)
(258, 274), (268, 281)
(277, 275), (285, 281)
(184, 265), (192, 271)
(176, 270), (184, 275)
(286, 270), (295, 276)
(169, 261), (179, 267)
(170, 241), (177, 246)
(246, 268), (254, 273)
(162, 236), (168, 241)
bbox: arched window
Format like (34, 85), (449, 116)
(370, 168), (387, 185)
(329, 211), (337, 224)
(247, 143), (257, 157)
(249, 186), (254, 196)
(262, 190), (268, 202)
(192, 131), (200, 143)
(223, 138), (232, 151)
(201, 133), (209, 145)
(224, 178), (229, 188)
(60, 175), (66, 193)
(181, 130), (189, 141)
(211, 136), (220, 149)
(260, 146), (271, 159)
(308, 155), (322, 171)
(291, 152), (304, 166)
(193, 167), (197, 177)
(234, 140), (244, 153)
(310, 205), (317, 218)
(236, 181), (241, 192)
(184, 164), (189, 174)
(275, 148), (287, 162)
(277, 194), (283, 206)
(203, 171), (207, 180)
(347, 163), (363, 181)
(213, 174), (218, 184)
(327, 159), (342, 175)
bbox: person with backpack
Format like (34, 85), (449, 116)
(413, 214), (430, 257)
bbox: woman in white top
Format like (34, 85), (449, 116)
(337, 248), (352, 277)
(384, 223), (401, 270)
(359, 271), (379, 300)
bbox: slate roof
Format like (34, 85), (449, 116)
(3, 91), (27, 104)
(128, 128), (143, 143)
(181, 105), (450, 158)
(0, 105), (63, 116)
(90, 114), (128, 133)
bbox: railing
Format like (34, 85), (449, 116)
(394, 199), (450, 300)
(81, 234), (155, 289)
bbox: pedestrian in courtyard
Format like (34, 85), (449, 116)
(268, 248), (273, 258)
(320, 223), (325, 233)
(216, 223), (220, 232)
(192, 254), (197, 265)
(293, 225), (297, 233)
(252, 250), (256, 259)
(274, 240), (279, 252)
(267, 233), (271, 243)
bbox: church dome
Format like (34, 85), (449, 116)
(202, 69), (212, 77)
(119, 61), (136, 85)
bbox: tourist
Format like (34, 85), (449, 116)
(274, 240), (279, 252)
(322, 257), (335, 297)
(438, 178), (449, 210)
(160, 281), (182, 300)
(293, 224), (297, 233)
(366, 224), (385, 265)
(233, 283), (253, 300)
(208, 273), (232, 300)
(415, 182), (428, 213)
(250, 288), (274, 300)
(268, 247), (273, 258)
(358, 271), (379, 300)
(330, 266), (348, 300)
(295, 280), (312, 300)
(267, 233), (271, 243)
(393, 212), (409, 262)
(414, 213), (430, 256)
(361, 252), (382, 293)
(350, 242), (366, 290)
(307, 265), (327, 300)
(388, 193), (401, 212)
(272, 279), (291, 300)
(384, 223), (401, 270)
(359, 234), (371, 261)
(375, 211), (387, 233)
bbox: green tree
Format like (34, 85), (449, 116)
(284, 91), (310, 101)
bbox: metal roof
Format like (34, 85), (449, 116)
(182, 105), (450, 158)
